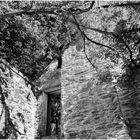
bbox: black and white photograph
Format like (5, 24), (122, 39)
(0, 0), (139, 139)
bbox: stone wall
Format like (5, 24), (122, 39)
(0, 60), (37, 139)
(118, 68), (140, 139)
(61, 46), (94, 138)
(61, 46), (131, 139)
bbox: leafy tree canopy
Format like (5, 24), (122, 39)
(0, 1), (140, 84)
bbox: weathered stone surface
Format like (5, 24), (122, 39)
(0, 60), (37, 139)
(61, 46), (131, 139)
(61, 45), (94, 138)
(118, 69), (140, 139)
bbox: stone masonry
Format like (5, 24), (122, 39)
(61, 46), (131, 139)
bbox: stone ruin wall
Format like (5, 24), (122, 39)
(0, 60), (37, 139)
(61, 46), (94, 138)
(61, 46), (131, 139)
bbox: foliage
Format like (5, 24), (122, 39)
(0, 3), (49, 81)
(0, 2), (93, 138)
(59, 1), (140, 139)
(0, 1), (140, 82)
(0, 1), (93, 82)
(1, 1), (140, 138)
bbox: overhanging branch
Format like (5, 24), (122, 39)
(80, 25), (136, 66)
(72, 15), (115, 51)
(82, 35), (97, 69)
(98, 1), (140, 9)
(0, 60), (36, 88)
(0, 1), (140, 19)
(0, 1), (95, 19)
(0, 1), (35, 19)
(0, 8), (59, 19)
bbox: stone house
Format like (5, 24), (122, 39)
(37, 45), (132, 139)
(0, 45), (136, 139)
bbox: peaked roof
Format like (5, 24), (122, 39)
(37, 60), (61, 94)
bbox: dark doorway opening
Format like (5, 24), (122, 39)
(47, 94), (61, 138)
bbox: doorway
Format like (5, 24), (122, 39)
(47, 94), (61, 138)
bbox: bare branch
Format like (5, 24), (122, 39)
(0, 1), (36, 19)
(0, 60), (36, 89)
(0, 7), (59, 19)
(80, 25), (137, 66)
(80, 25), (114, 35)
(98, 1), (140, 9)
(65, 1), (140, 15)
(118, 37), (137, 66)
(82, 35), (97, 69)
(72, 15), (115, 51)
(0, 1), (139, 19)
(0, 1), (95, 19)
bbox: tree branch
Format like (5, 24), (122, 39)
(80, 25), (137, 66)
(72, 15), (115, 51)
(0, 60), (36, 89)
(82, 35), (97, 69)
(0, 1), (95, 19)
(0, 7), (59, 19)
(98, 1), (140, 9)
(0, 1), (140, 19)
(0, 1), (36, 19)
